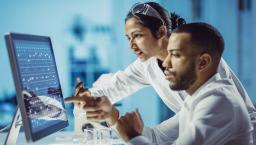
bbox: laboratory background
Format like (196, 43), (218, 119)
(0, 0), (255, 132)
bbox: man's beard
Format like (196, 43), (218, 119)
(169, 62), (197, 91)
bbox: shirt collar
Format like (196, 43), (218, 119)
(190, 72), (221, 97)
(183, 73), (221, 108)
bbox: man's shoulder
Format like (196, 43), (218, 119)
(192, 77), (248, 116)
(193, 78), (242, 110)
(200, 77), (238, 98)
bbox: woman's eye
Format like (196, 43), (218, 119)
(126, 36), (131, 41)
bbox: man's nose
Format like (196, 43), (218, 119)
(162, 56), (172, 69)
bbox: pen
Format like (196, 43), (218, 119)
(74, 81), (89, 97)
(74, 81), (84, 97)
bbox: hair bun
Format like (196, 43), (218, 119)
(170, 12), (186, 30)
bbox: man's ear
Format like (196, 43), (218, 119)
(156, 25), (167, 39)
(198, 53), (212, 71)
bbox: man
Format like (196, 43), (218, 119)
(116, 22), (253, 145)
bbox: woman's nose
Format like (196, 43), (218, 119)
(129, 39), (136, 50)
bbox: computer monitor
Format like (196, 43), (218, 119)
(4, 32), (68, 143)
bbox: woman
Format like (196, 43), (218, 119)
(65, 1), (255, 128)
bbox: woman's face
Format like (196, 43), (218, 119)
(125, 17), (162, 61)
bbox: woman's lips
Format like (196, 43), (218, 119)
(135, 50), (143, 57)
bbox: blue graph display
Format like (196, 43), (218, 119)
(13, 39), (67, 133)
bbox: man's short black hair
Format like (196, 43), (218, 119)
(172, 22), (224, 63)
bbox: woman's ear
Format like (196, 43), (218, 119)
(198, 53), (212, 71)
(156, 25), (167, 39)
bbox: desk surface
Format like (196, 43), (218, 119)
(0, 131), (126, 145)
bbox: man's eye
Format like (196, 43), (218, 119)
(171, 53), (180, 57)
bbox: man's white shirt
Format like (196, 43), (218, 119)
(85, 57), (255, 144)
(129, 73), (253, 145)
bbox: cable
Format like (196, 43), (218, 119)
(0, 117), (22, 133)
(0, 124), (11, 132)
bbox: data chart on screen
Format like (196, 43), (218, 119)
(13, 38), (67, 133)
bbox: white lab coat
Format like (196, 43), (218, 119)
(89, 57), (255, 113)
(129, 73), (253, 145)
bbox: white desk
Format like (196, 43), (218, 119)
(0, 131), (126, 145)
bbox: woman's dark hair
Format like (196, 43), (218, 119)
(125, 2), (186, 38)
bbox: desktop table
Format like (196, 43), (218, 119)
(0, 131), (126, 145)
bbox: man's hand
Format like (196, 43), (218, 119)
(65, 77), (119, 124)
(116, 109), (144, 142)
(84, 96), (119, 125)
(65, 95), (119, 125)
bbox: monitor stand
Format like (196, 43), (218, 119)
(4, 107), (22, 145)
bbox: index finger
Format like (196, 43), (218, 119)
(135, 108), (143, 121)
(64, 96), (85, 103)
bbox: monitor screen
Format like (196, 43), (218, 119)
(5, 33), (68, 142)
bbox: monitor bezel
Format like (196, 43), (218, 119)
(4, 32), (68, 142)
